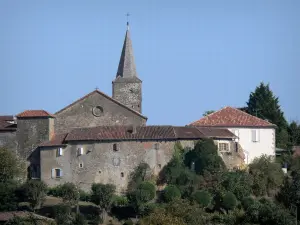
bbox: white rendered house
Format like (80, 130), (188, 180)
(189, 107), (276, 164)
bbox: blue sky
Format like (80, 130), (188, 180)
(0, 0), (299, 125)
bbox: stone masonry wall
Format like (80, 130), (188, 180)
(113, 81), (142, 113)
(0, 131), (17, 150)
(55, 91), (146, 134)
(17, 118), (53, 160)
(40, 140), (187, 193)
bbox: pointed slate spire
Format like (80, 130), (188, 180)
(116, 22), (138, 78)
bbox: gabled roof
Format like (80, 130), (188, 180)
(38, 126), (236, 147)
(55, 90), (147, 120)
(189, 106), (276, 128)
(16, 110), (55, 118)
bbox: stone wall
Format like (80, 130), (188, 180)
(40, 140), (188, 193)
(0, 131), (17, 150)
(55, 91), (146, 134)
(112, 79), (142, 113)
(17, 118), (53, 160)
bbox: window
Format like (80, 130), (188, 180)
(78, 147), (84, 155)
(218, 142), (230, 152)
(154, 143), (160, 150)
(79, 163), (83, 168)
(121, 172), (124, 178)
(113, 144), (118, 151)
(51, 168), (63, 178)
(57, 148), (63, 157)
(158, 164), (162, 169)
(252, 129), (260, 142)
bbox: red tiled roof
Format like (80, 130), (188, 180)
(63, 126), (236, 142)
(16, 110), (55, 118)
(189, 107), (276, 128)
(39, 133), (68, 147)
(55, 90), (147, 120)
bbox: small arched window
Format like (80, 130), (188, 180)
(121, 172), (124, 178)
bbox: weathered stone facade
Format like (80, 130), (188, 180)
(54, 90), (146, 134)
(17, 117), (54, 160)
(0, 24), (245, 193)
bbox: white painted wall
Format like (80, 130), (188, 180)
(228, 127), (275, 164)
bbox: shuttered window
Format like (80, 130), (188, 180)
(51, 168), (63, 178)
(252, 129), (260, 142)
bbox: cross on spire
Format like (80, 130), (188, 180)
(126, 13), (130, 30)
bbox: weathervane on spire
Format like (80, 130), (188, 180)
(126, 13), (130, 30)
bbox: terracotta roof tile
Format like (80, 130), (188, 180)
(189, 106), (276, 128)
(62, 126), (236, 143)
(16, 110), (55, 118)
(39, 133), (68, 147)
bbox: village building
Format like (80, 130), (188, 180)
(0, 23), (274, 192)
(189, 106), (277, 164)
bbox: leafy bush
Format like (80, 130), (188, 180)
(48, 185), (63, 197)
(221, 171), (253, 200)
(112, 195), (129, 207)
(23, 180), (48, 211)
(163, 185), (181, 203)
(134, 181), (156, 203)
(241, 196), (255, 210)
(0, 180), (18, 211)
(184, 139), (226, 175)
(53, 204), (73, 225)
(222, 192), (237, 211)
(73, 213), (88, 225)
(192, 190), (211, 207)
(58, 182), (79, 206)
(249, 155), (284, 197)
(79, 189), (91, 202)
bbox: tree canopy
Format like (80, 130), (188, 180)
(246, 82), (288, 148)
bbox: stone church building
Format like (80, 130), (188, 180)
(0, 24), (244, 192)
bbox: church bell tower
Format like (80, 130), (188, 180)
(112, 22), (142, 113)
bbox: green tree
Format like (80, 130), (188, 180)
(127, 163), (151, 193)
(163, 185), (181, 203)
(54, 204), (74, 225)
(192, 190), (211, 208)
(0, 180), (18, 211)
(203, 110), (215, 117)
(246, 82), (288, 148)
(221, 171), (253, 200)
(23, 180), (48, 212)
(184, 139), (226, 175)
(222, 192), (237, 212)
(59, 182), (80, 211)
(288, 121), (300, 148)
(90, 183), (116, 222)
(0, 147), (26, 182)
(248, 155), (284, 197)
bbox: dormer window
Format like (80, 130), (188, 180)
(57, 148), (63, 157)
(78, 147), (84, 155)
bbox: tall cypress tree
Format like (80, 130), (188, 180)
(246, 82), (288, 149)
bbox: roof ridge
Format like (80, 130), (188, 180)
(188, 106), (225, 125)
(55, 89), (147, 119)
(230, 107), (275, 126)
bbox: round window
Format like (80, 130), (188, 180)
(92, 106), (104, 117)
